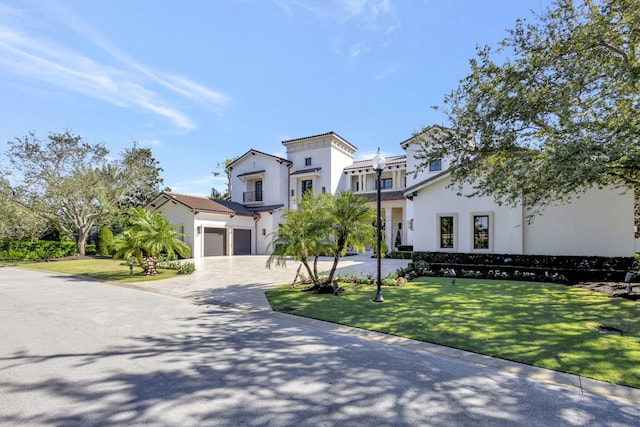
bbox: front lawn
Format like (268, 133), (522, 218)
(266, 277), (640, 389)
(13, 258), (181, 283)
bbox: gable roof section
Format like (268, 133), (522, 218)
(148, 192), (254, 217)
(227, 149), (292, 170)
(400, 125), (453, 149)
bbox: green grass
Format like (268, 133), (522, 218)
(12, 258), (181, 283)
(266, 277), (640, 389)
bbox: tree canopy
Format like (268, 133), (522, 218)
(414, 0), (639, 214)
(1, 131), (164, 254)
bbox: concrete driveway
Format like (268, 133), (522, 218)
(2, 265), (640, 426)
(133, 254), (411, 311)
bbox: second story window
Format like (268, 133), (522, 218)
(304, 157), (312, 166)
(377, 178), (393, 190)
(255, 180), (263, 202)
(429, 159), (442, 171)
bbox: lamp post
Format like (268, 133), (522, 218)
(372, 148), (386, 302)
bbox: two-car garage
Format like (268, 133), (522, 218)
(146, 192), (260, 258)
(203, 228), (252, 256)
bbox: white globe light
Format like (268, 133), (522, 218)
(372, 148), (386, 171)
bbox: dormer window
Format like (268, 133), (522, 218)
(304, 157), (312, 166)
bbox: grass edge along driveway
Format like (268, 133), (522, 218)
(266, 277), (640, 389)
(9, 258), (181, 283)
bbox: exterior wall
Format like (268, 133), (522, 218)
(411, 176), (635, 257)
(229, 153), (290, 207)
(329, 146), (356, 194)
(404, 139), (451, 189)
(151, 202), (196, 258)
(411, 176), (524, 254)
(523, 186), (635, 256)
(193, 212), (256, 258)
(254, 208), (284, 255)
(285, 134), (355, 207)
(149, 202), (257, 259)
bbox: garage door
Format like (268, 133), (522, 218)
(203, 228), (226, 256)
(233, 229), (252, 255)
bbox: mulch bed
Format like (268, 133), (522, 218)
(574, 281), (640, 300)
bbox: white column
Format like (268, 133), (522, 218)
(385, 207), (393, 252)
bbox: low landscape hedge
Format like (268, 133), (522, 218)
(0, 240), (77, 261)
(405, 251), (635, 283)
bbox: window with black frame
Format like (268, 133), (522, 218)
(473, 215), (490, 249)
(440, 216), (454, 248)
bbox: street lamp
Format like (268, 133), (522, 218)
(372, 148), (386, 302)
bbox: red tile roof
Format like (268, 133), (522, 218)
(152, 192), (254, 216)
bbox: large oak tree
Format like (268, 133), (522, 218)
(1, 131), (164, 255)
(414, 0), (639, 226)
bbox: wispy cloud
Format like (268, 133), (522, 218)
(0, 1), (230, 130)
(275, 0), (399, 58)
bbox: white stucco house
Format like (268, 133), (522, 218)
(401, 129), (636, 257)
(147, 129), (637, 258)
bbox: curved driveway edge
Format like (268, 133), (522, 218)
(121, 254), (640, 405)
(129, 254), (411, 311)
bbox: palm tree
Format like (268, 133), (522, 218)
(266, 192), (331, 286)
(113, 228), (146, 268)
(267, 191), (375, 291)
(113, 208), (191, 269)
(325, 192), (376, 282)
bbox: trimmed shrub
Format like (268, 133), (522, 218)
(404, 252), (635, 283)
(96, 225), (114, 256)
(388, 251), (412, 259)
(0, 240), (76, 261)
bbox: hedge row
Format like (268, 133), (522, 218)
(409, 251), (635, 283)
(0, 240), (77, 261)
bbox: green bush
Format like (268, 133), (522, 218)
(407, 251), (634, 283)
(388, 251), (412, 259)
(96, 225), (114, 256)
(0, 240), (76, 261)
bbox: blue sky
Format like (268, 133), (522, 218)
(0, 0), (552, 196)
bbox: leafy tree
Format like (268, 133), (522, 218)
(106, 142), (165, 232)
(119, 142), (164, 208)
(96, 225), (114, 256)
(212, 157), (238, 200)
(2, 131), (120, 255)
(113, 208), (190, 266)
(267, 192), (376, 292)
(1, 131), (166, 254)
(0, 176), (50, 241)
(415, 0), (639, 216)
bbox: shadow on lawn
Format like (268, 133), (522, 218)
(2, 304), (640, 426)
(269, 278), (640, 389)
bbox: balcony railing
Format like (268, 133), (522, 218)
(243, 191), (263, 203)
